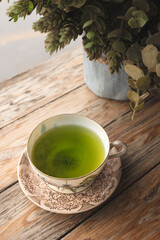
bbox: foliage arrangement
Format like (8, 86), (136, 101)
(1, 0), (160, 118)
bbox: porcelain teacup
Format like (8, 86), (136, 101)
(27, 114), (127, 194)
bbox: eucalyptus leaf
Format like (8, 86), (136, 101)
(126, 43), (141, 64)
(134, 102), (144, 112)
(128, 16), (148, 29)
(125, 7), (136, 21)
(142, 44), (158, 69)
(132, 0), (150, 13)
(124, 64), (144, 80)
(156, 63), (160, 77)
(146, 33), (160, 48)
(129, 101), (135, 111)
(136, 76), (151, 90)
(108, 29), (120, 39)
(121, 30), (132, 41)
(127, 90), (140, 104)
(128, 78), (136, 89)
(112, 40), (125, 54)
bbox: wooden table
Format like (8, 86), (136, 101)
(0, 45), (160, 240)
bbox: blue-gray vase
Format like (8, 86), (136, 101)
(83, 50), (129, 101)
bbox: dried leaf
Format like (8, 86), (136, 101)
(124, 64), (144, 80)
(127, 90), (140, 103)
(134, 102), (144, 112)
(128, 78), (136, 89)
(156, 63), (160, 77)
(141, 44), (158, 69)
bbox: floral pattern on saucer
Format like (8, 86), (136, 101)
(18, 148), (121, 214)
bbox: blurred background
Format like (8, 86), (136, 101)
(0, 1), (81, 82)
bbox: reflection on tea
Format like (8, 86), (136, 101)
(31, 125), (105, 178)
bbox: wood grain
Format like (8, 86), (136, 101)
(0, 98), (159, 240)
(0, 84), (129, 191)
(105, 98), (160, 191)
(0, 183), (92, 240)
(0, 45), (83, 129)
(62, 165), (160, 240)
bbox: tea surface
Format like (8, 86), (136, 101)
(31, 125), (105, 178)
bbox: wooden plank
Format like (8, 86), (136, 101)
(0, 45), (83, 129)
(0, 85), (129, 191)
(104, 98), (160, 191)
(0, 183), (92, 240)
(62, 165), (160, 240)
(0, 99), (159, 240)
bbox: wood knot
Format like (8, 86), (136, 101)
(143, 183), (160, 202)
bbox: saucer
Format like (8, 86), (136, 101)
(18, 148), (122, 214)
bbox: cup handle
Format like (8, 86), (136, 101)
(109, 140), (127, 159)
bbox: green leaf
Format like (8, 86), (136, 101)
(132, 0), (150, 13)
(132, 10), (148, 22)
(134, 102), (144, 112)
(86, 31), (95, 40)
(96, 35), (104, 46)
(84, 42), (93, 48)
(124, 64), (144, 80)
(53, 20), (57, 27)
(28, 1), (34, 13)
(14, 14), (18, 22)
(141, 44), (158, 70)
(108, 29), (132, 41)
(130, 101), (144, 113)
(128, 16), (148, 28)
(106, 50), (117, 59)
(83, 20), (93, 29)
(127, 90), (140, 103)
(128, 78), (136, 89)
(130, 101), (135, 111)
(125, 7), (136, 21)
(121, 30), (132, 41)
(146, 33), (160, 48)
(107, 29), (120, 39)
(136, 76), (151, 90)
(112, 40), (125, 54)
(126, 43), (141, 64)
(59, 36), (65, 43)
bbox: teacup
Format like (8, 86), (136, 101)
(27, 114), (127, 194)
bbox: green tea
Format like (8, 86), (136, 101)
(31, 125), (105, 178)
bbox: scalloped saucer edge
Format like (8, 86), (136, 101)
(17, 148), (122, 214)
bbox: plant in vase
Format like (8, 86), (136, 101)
(2, 0), (160, 118)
